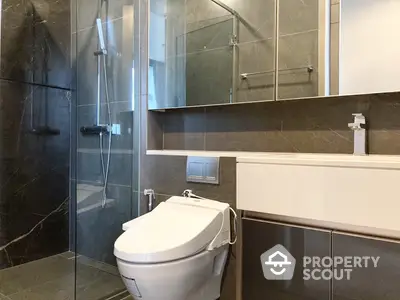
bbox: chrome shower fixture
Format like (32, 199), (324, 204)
(95, 18), (107, 56)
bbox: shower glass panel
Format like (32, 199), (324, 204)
(149, 0), (238, 109)
(72, 0), (138, 299)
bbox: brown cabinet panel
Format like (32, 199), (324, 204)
(332, 232), (400, 300)
(242, 218), (331, 300)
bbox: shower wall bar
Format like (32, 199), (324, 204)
(240, 66), (314, 80)
(210, 0), (239, 17)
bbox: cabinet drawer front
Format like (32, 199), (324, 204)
(237, 162), (400, 233)
(242, 218), (331, 300)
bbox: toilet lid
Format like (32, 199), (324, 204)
(114, 201), (223, 263)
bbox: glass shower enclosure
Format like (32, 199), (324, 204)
(72, 0), (140, 298)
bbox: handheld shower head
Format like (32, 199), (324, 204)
(95, 18), (107, 55)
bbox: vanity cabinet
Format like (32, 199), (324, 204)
(242, 218), (331, 300)
(332, 232), (400, 300)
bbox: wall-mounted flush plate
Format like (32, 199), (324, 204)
(186, 156), (220, 185)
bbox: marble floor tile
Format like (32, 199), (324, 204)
(0, 255), (74, 295)
(0, 253), (126, 300)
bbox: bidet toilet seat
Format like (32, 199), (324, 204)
(114, 197), (228, 264)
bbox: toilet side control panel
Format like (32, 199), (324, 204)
(186, 156), (220, 185)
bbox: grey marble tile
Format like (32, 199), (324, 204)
(163, 108), (206, 150)
(76, 151), (132, 186)
(0, 255), (74, 296)
(368, 94), (400, 155)
(7, 274), (74, 300)
(76, 255), (119, 276)
(278, 30), (319, 99)
(76, 0), (133, 32)
(234, 0), (276, 43)
(186, 16), (233, 54)
(238, 39), (275, 103)
(5, 259), (125, 300)
(141, 155), (236, 208)
(186, 0), (230, 25)
(203, 95), (373, 153)
(76, 184), (132, 265)
(279, 0), (319, 35)
(186, 46), (233, 106)
(76, 18), (133, 106)
(205, 102), (283, 152)
(59, 251), (76, 259)
(147, 111), (164, 150)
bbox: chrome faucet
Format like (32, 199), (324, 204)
(144, 189), (155, 212)
(348, 113), (367, 155)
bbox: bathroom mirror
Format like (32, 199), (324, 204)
(149, 0), (400, 109)
(148, 0), (276, 109)
(276, 0), (400, 100)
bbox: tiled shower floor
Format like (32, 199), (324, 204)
(0, 252), (132, 300)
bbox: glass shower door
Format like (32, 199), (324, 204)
(72, 0), (138, 299)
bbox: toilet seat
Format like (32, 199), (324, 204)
(114, 200), (226, 264)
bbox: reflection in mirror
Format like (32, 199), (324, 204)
(277, 0), (400, 100)
(149, 0), (400, 108)
(149, 0), (276, 109)
(277, 0), (320, 100)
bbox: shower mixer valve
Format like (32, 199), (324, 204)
(80, 124), (121, 135)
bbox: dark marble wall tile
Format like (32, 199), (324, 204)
(76, 184), (132, 265)
(279, 0), (319, 35)
(277, 0), (320, 100)
(233, 0), (275, 43)
(368, 94), (400, 155)
(76, 150), (133, 187)
(204, 96), (362, 152)
(1, 0), (71, 89)
(162, 107), (206, 150)
(159, 92), (400, 154)
(75, 0), (133, 32)
(141, 155), (236, 209)
(186, 17), (233, 54)
(238, 38), (275, 103)
(278, 30), (319, 99)
(147, 111), (164, 150)
(186, 0), (230, 25)
(71, 0), (136, 267)
(0, 80), (70, 268)
(139, 154), (237, 299)
(164, 0), (277, 107)
(186, 46), (233, 106)
(76, 103), (133, 150)
(75, 18), (134, 107)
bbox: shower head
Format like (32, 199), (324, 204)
(95, 18), (107, 55)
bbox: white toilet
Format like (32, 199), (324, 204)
(114, 196), (231, 300)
